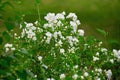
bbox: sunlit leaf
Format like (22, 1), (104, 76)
(96, 28), (108, 37)
(21, 48), (28, 54)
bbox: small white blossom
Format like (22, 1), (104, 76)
(84, 72), (89, 77)
(76, 20), (81, 25)
(96, 78), (101, 80)
(47, 78), (55, 80)
(72, 74), (78, 80)
(110, 59), (114, 63)
(98, 41), (102, 46)
(46, 32), (52, 38)
(78, 29), (84, 36)
(34, 75), (37, 78)
(38, 56), (42, 61)
(11, 47), (16, 51)
(93, 56), (99, 61)
(80, 76), (84, 79)
(70, 21), (77, 32)
(113, 49), (120, 62)
(56, 13), (65, 20)
(44, 13), (56, 23)
(66, 13), (77, 21)
(73, 65), (78, 69)
(60, 49), (65, 53)
(4, 43), (13, 48)
(96, 52), (100, 56)
(60, 74), (66, 79)
(105, 70), (112, 80)
(101, 48), (107, 52)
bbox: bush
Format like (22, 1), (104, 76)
(0, 12), (120, 80)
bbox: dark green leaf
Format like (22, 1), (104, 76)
(2, 31), (11, 42)
(5, 22), (15, 31)
(0, 59), (9, 67)
(0, 37), (3, 45)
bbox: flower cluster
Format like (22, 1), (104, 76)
(20, 22), (37, 41)
(4, 43), (15, 52)
(2, 12), (120, 80)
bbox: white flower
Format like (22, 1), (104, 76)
(72, 74), (78, 80)
(96, 78), (101, 80)
(4, 43), (13, 48)
(113, 49), (120, 62)
(105, 70), (112, 80)
(11, 47), (16, 51)
(26, 30), (36, 38)
(78, 29), (84, 36)
(96, 52), (99, 56)
(38, 56), (42, 61)
(101, 48), (107, 52)
(26, 23), (33, 28)
(33, 36), (37, 41)
(84, 72), (89, 77)
(57, 20), (63, 26)
(53, 32), (58, 39)
(47, 78), (55, 80)
(76, 20), (81, 25)
(44, 13), (56, 23)
(110, 59), (114, 63)
(56, 13), (65, 20)
(34, 75), (37, 78)
(62, 11), (66, 15)
(5, 48), (9, 52)
(73, 65), (78, 69)
(60, 49), (65, 53)
(66, 13), (77, 21)
(70, 21), (77, 32)
(16, 79), (20, 80)
(46, 32), (52, 38)
(80, 76), (84, 79)
(50, 78), (55, 80)
(4, 43), (15, 52)
(47, 78), (51, 80)
(34, 21), (38, 25)
(98, 41), (102, 46)
(60, 73), (65, 79)
(93, 56), (99, 61)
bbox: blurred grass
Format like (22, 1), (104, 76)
(0, 0), (120, 49)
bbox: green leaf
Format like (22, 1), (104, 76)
(0, 36), (3, 45)
(2, 31), (11, 42)
(21, 48), (28, 54)
(5, 22), (15, 31)
(35, 0), (41, 4)
(96, 28), (108, 37)
(109, 39), (120, 45)
(14, 0), (22, 5)
(0, 59), (9, 67)
(0, 1), (14, 9)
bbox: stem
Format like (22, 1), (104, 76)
(37, 4), (41, 22)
